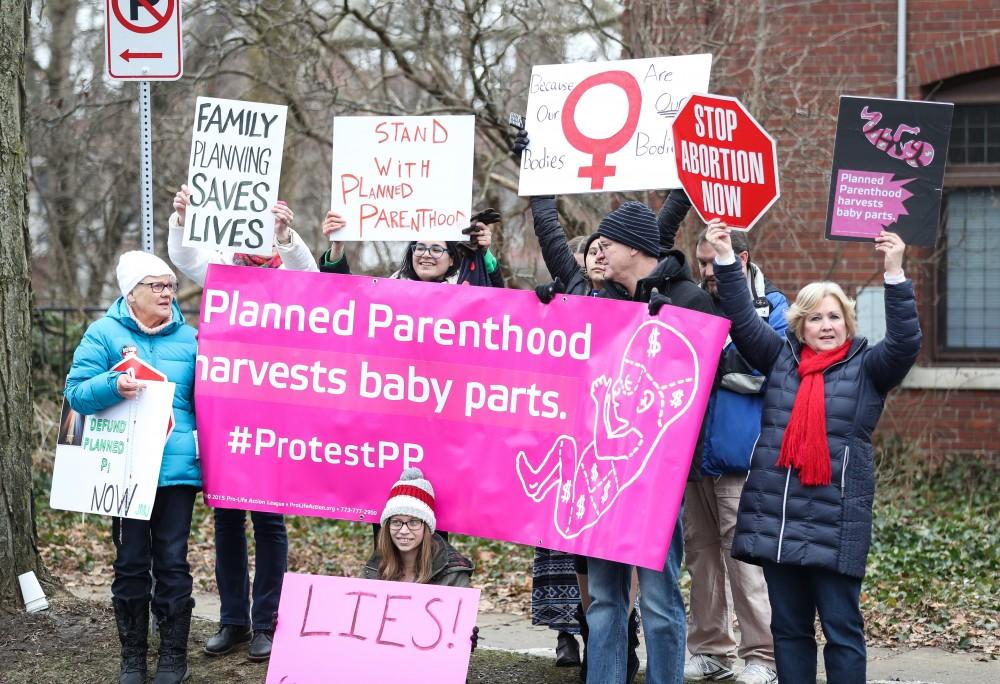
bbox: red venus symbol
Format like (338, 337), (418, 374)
(561, 70), (643, 190)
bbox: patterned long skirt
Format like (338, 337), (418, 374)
(531, 547), (581, 634)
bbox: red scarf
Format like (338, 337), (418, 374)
(777, 340), (852, 486)
(233, 251), (282, 269)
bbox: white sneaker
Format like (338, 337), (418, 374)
(736, 663), (778, 683)
(684, 654), (736, 681)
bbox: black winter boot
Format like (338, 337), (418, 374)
(152, 597), (194, 683)
(575, 602), (589, 683)
(113, 597), (149, 684)
(625, 608), (640, 684)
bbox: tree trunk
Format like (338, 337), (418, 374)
(0, 0), (45, 613)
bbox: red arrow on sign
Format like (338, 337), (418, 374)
(120, 49), (163, 61)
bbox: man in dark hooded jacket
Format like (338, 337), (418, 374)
(584, 200), (715, 684)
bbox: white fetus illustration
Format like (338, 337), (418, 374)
(516, 321), (699, 538)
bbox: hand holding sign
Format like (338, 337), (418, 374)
(875, 230), (906, 277)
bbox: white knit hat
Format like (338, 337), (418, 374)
(380, 467), (436, 533)
(116, 251), (176, 298)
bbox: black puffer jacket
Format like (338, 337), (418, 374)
(714, 259), (921, 578)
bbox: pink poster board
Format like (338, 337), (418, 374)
(196, 265), (729, 570)
(265, 573), (480, 684)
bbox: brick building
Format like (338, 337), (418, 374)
(624, 1), (1000, 456)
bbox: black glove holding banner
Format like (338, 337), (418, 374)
(470, 625), (480, 652)
(648, 287), (672, 316)
(535, 277), (566, 304)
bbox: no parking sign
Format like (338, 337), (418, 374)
(105, 0), (183, 80)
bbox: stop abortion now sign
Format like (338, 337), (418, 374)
(673, 94), (779, 230)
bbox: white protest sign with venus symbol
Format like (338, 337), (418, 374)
(184, 97), (288, 256)
(330, 116), (474, 241)
(517, 54), (712, 196)
(105, 0), (182, 80)
(672, 94), (780, 230)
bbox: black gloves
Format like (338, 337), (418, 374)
(512, 128), (530, 161)
(535, 277), (566, 304)
(470, 625), (480, 652)
(469, 208), (501, 226)
(648, 287), (672, 316)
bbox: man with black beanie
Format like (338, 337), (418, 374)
(586, 199), (715, 684)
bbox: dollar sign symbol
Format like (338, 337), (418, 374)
(647, 328), (662, 358)
(670, 389), (684, 408)
(591, 464), (599, 482)
(601, 482), (611, 504)
(576, 495), (585, 519)
(561, 482), (571, 503)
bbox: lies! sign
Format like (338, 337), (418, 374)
(265, 573), (480, 684)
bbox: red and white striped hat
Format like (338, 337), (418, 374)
(380, 467), (436, 533)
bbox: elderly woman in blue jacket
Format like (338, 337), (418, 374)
(65, 251), (200, 684)
(703, 222), (920, 684)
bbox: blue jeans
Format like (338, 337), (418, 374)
(112, 485), (197, 620)
(586, 514), (685, 684)
(762, 561), (866, 684)
(214, 508), (288, 631)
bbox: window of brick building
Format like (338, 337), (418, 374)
(930, 68), (1000, 358)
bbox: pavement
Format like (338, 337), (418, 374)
(72, 586), (998, 683)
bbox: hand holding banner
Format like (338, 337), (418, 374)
(266, 574), (480, 684)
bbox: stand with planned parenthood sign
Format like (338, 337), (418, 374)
(330, 116), (474, 241)
(183, 97), (288, 256)
(517, 54), (712, 195)
(50, 382), (175, 521)
(825, 96), (953, 247)
(266, 574), (480, 684)
(195, 266), (729, 570)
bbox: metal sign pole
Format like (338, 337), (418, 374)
(138, 80), (154, 253)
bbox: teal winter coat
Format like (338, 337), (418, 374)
(65, 298), (201, 488)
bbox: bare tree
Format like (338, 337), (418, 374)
(1, 0), (48, 613)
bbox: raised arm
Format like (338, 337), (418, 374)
(657, 188), (692, 254)
(530, 195), (586, 289)
(167, 185), (224, 287)
(706, 221), (784, 375)
(863, 231), (921, 394)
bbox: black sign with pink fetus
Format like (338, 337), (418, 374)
(825, 95), (953, 248)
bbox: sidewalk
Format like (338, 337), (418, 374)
(73, 586), (998, 684)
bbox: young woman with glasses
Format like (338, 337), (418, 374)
(361, 468), (472, 588)
(317, 210), (504, 287)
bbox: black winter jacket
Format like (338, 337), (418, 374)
(714, 259), (921, 578)
(530, 190), (692, 296)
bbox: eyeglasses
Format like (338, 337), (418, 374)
(413, 244), (448, 259)
(137, 281), (177, 294)
(388, 518), (424, 531)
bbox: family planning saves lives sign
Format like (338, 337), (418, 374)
(183, 97), (288, 256)
(517, 54), (712, 195)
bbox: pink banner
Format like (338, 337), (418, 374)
(265, 573), (480, 684)
(196, 265), (729, 569)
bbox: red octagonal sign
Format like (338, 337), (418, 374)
(672, 94), (779, 230)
